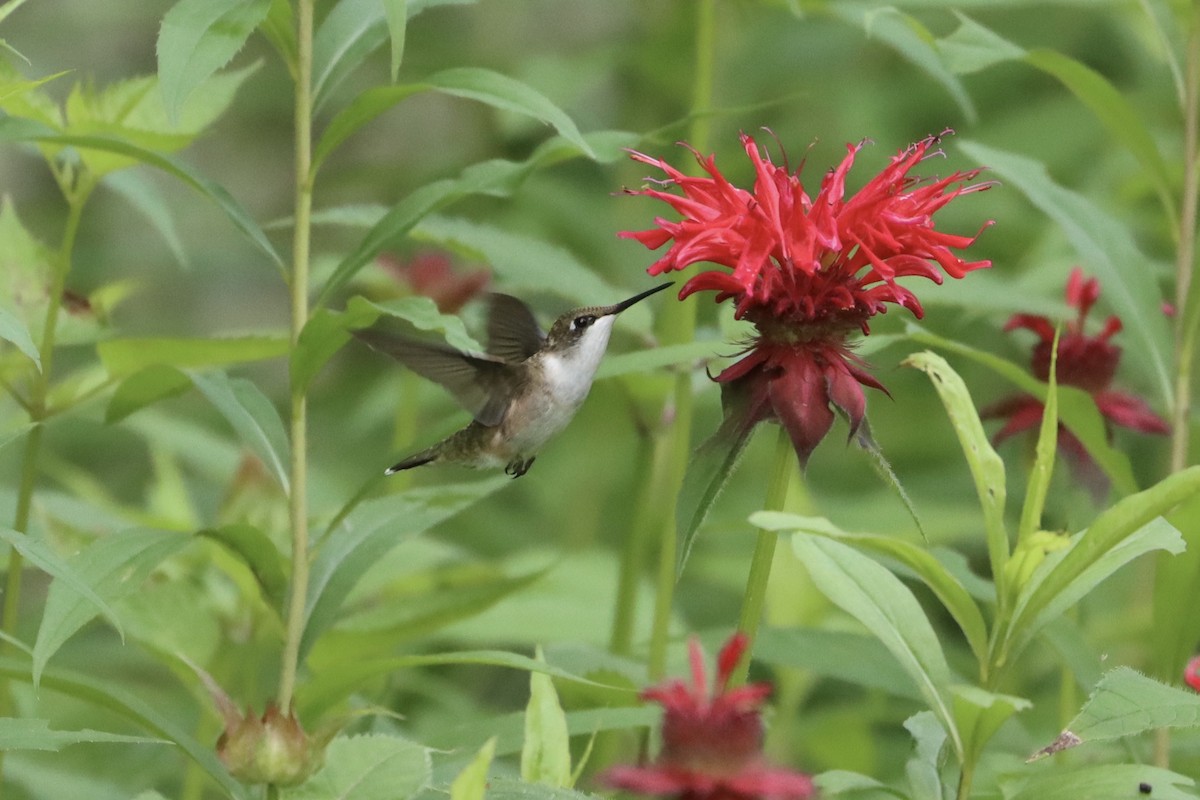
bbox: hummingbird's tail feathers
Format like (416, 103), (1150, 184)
(385, 451), (438, 474)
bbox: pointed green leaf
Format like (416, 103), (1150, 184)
(451, 738), (496, 800)
(936, 12), (1025, 74)
(199, 523), (286, 611)
(1007, 765), (1194, 800)
(903, 350), (1009, 601)
(104, 170), (190, 269)
(522, 648), (572, 788)
(258, 0), (296, 72)
(300, 478), (509, 660)
(157, 0), (270, 124)
(287, 735), (431, 800)
(32, 529), (187, 687)
(105, 364), (192, 424)
(1017, 330), (1059, 544)
(98, 334), (288, 377)
(384, 0), (407, 82)
(0, 0), (34, 27)
(0, 718), (167, 751)
(1153, 493), (1200, 679)
(1041, 667), (1200, 756)
(952, 685), (1030, 772)
(0, 657), (248, 799)
(790, 534), (961, 758)
(905, 323), (1139, 496)
(190, 370), (290, 492)
(1025, 48), (1173, 215)
(754, 627), (922, 700)
(958, 139), (1172, 405)
(755, 513), (989, 668)
(0, 117), (284, 270)
(0, 305), (39, 369)
(833, 4), (974, 122)
(903, 711), (946, 800)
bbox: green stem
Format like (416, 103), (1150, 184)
(0, 177), (91, 794)
(277, 0), (315, 714)
(644, 0), (717, 682)
(731, 427), (793, 685)
(1171, 5), (1200, 477)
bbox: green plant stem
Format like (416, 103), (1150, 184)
(0, 177), (91, 795)
(731, 427), (792, 686)
(643, 0), (716, 680)
(1171, 5), (1200, 477)
(277, 0), (315, 714)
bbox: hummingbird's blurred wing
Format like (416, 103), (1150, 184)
(486, 294), (545, 363)
(353, 329), (510, 426)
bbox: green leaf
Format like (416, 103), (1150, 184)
(274, 734), (431, 800)
(199, 523), (287, 611)
(905, 323), (1139, 496)
(1017, 331), (1059, 545)
(451, 737), (496, 800)
(412, 216), (642, 327)
(790, 534), (961, 758)
(484, 780), (602, 800)
(1007, 512), (1191, 663)
(522, 648), (572, 788)
(0, 305), (39, 369)
(0, 718), (167, 751)
(902, 351), (1009, 602)
(833, 4), (974, 122)
(316, 132), (632, 307)
(0, 117), (284, 270)
(384, 0), (407, 82)
(952, 685), (1030, 774)
(0, 0), (34, 27)
(190, 370), (291, 492)
(754, 627), (922, 700)
(258, 0), (297, 73)
(754, 512), (989, 668)
(958, 139), (1173, 405)
(1153, 493), (1200, 679)
(1006, 765), (1195, 800)
(299, 649), (630, 724)
(817, 770), (907, 800)
(98, 335), (288, 377)
(300, 478), (509, 660)
(156, 0), (271, 124)
(104, 170), (190, 269)
(1033, 668), (1200, 761)
(32, 529), (188, 687)
(936, 12), (1025, 74)
(0, 656), (248, 800)
(903, 711), (946, 800)
(1025, 48), (1173, 217)
(105, 364), (192, 423)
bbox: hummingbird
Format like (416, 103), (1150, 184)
(354, 282), (673, 478)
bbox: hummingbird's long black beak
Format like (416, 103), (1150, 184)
(610, 281), (674, 315)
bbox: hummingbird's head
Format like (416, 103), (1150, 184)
(545, 282), (674, 354)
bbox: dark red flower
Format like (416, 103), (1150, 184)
(984, 268), (1168, 489)
(1185, 655), (1200, 692)
(622, 132), (991, 465)
(377, 250), (490, 313)
(602, 633), (814, 800)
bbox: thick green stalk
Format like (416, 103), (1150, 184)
(0, 178), (91, 795)
(731, 427), (792, 686)
(1171, 5), (1200, 476)
(644, 0), (717, 680)
(277, 0), (315, 714)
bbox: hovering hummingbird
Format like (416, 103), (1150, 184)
(354, 282), (673, 478)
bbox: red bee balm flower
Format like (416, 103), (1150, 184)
(622, 133), (991, 465)
(1186, 655), (1200, 692)
(984, 268), (1168, 486)
(602, 633), (814, 800)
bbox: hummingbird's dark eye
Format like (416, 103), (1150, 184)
(572, 315), (596, 330)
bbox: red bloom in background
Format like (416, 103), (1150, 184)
(377, 250), (490, 313)
(622, 132), (991, 465)
(984, 268), (1168, 488)
(1185, 655), (1200, 692)
(603, 633), (814, 800)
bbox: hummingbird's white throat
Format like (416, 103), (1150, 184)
(540, 314), (617, 408)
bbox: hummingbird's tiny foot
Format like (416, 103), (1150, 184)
(506, 457), (535, 478)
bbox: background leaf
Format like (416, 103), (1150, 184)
(0, 718), (167, 751)
(284, 734), (431, 800)
(189, 370), (291, 492)
(156, 0), (271, 124)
